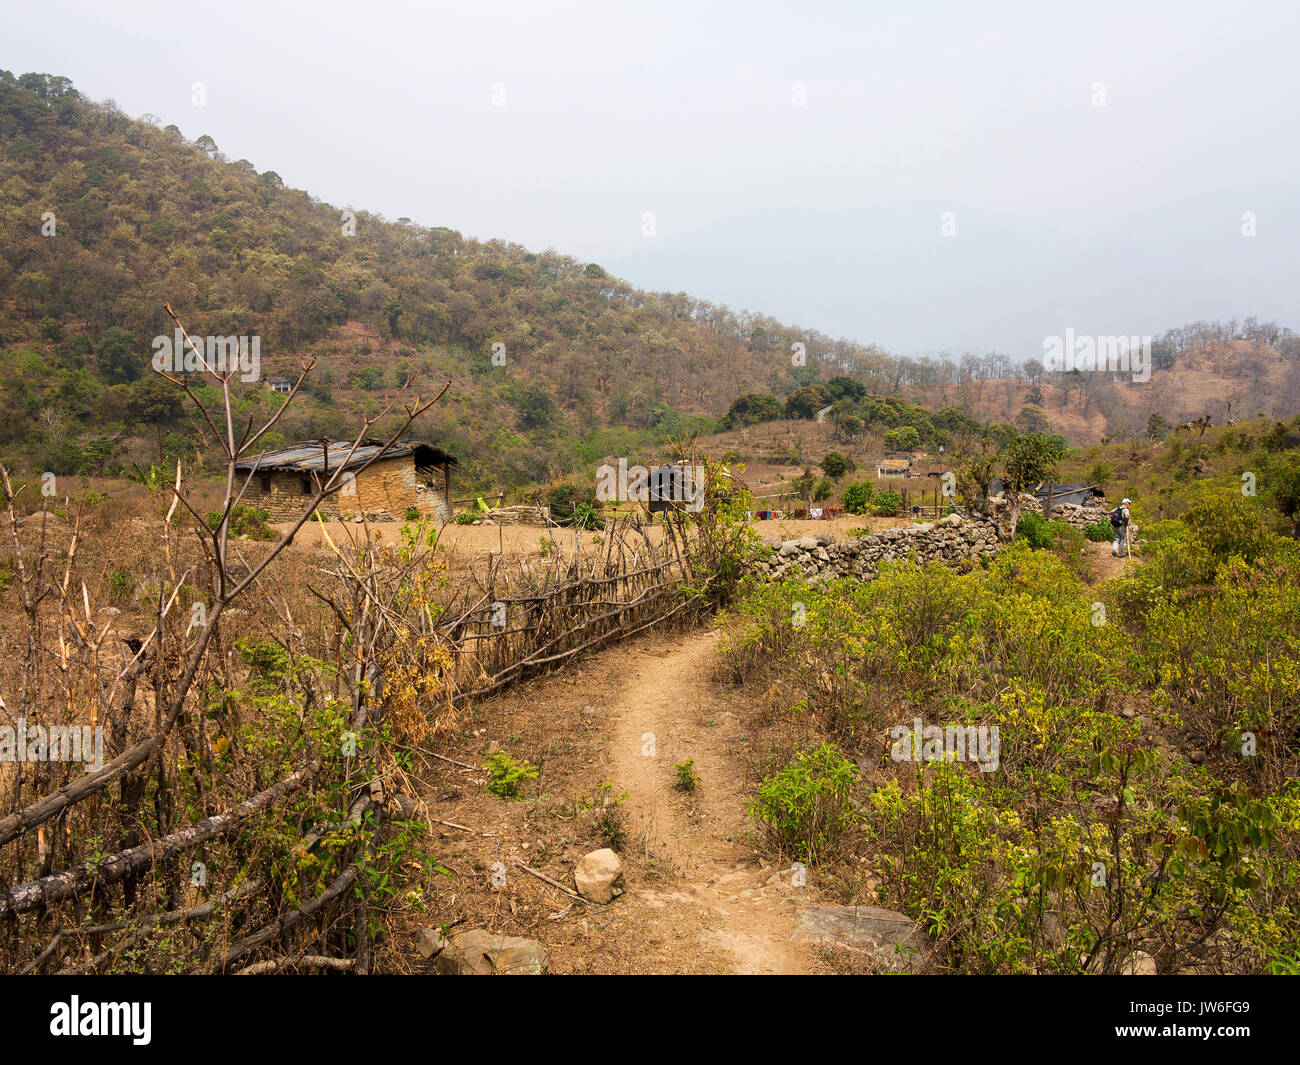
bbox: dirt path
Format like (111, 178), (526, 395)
(1086, 538), (1140, 582)
(401, 623), (823, 974)
(602, 630), (817, 974)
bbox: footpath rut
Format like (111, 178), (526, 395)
(601, 629), (816, 974)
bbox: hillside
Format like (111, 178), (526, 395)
(0, 71), (858, 485)
(907, 332), (1300, 443)
(1, 70), (1297, 493)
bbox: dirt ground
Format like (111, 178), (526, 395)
(277, 511), (909, 560)
(751, 512), (910, 543)
(1085, 536), (1141, 582)
(385, 626), (831, 975)
(277, 516), (657, 556)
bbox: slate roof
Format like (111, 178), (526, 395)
(235, 439), (457, 474)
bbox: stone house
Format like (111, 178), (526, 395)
(236, 439), (458, 522)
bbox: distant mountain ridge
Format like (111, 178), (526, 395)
(607, 191), (1300, 357)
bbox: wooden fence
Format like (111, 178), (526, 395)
(1, 508), (705, 975)
(440, 514), (703, 702)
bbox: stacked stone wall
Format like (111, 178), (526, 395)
(752, 513), (1001, 581)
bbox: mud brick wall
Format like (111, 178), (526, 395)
(249, 472), (323, 522)
(250, 458), (449, 522)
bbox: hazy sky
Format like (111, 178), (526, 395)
(6, 0), (1298, 349)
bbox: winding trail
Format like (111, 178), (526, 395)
(601, 629), (817, 974)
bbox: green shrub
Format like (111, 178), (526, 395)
(820, 452), (851, 479)
(727, 508), (1300, 974)
(1140, 518), (1186, 544)
(1183, 490), (1275, 566)
(1014, 510), (1053, 548)
(871, 490), (902, 517)
(236, 637), (294, 690)
(749, 742), (861, 861)
(454, 512), (477, 525)
(207, 504), (275, 540)
(404, 506), (420, 521)
(1084, 519), (1114, 542)
(1048, 520), (1091, 580)
(106, 566), (134, 603)
(843, 481), (874, 515)
(674, 759), (697, 792)
(546, 483), (602, 529)
(484, 751), (538, 799)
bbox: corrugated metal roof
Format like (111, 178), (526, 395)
(235, 439), (457, 474)
(985, 479), (1104, 505)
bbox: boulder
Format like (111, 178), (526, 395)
(435, 930), (549, 974)
(574, 848), (625, 903)
(1120, 951), (1157, 975)
(792, 906), (931, 972)
(415, 926), (447, 959)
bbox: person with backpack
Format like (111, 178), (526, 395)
(1110, 498), (1132, 557)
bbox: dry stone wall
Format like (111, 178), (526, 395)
(752, 513), (1002, 582)
(484, 504), (551, 526)
(1042, 500), (1112, 530)
(749, 497), (1112, 583)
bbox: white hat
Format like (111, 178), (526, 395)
(1121, 498), (1131, 505)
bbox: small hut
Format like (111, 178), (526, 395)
(876, 457), (911, 479)
(235, 439), (458, 522)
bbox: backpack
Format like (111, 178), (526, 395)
(1109, 505), (1126, 528)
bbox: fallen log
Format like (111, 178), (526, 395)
(236, 954), (356, 975)
(44, 879), (264, 975)
(0, 764), (315, 920)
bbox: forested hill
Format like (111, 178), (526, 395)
(1, 71), (1297, 489)
(0, 70), (893, 485)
